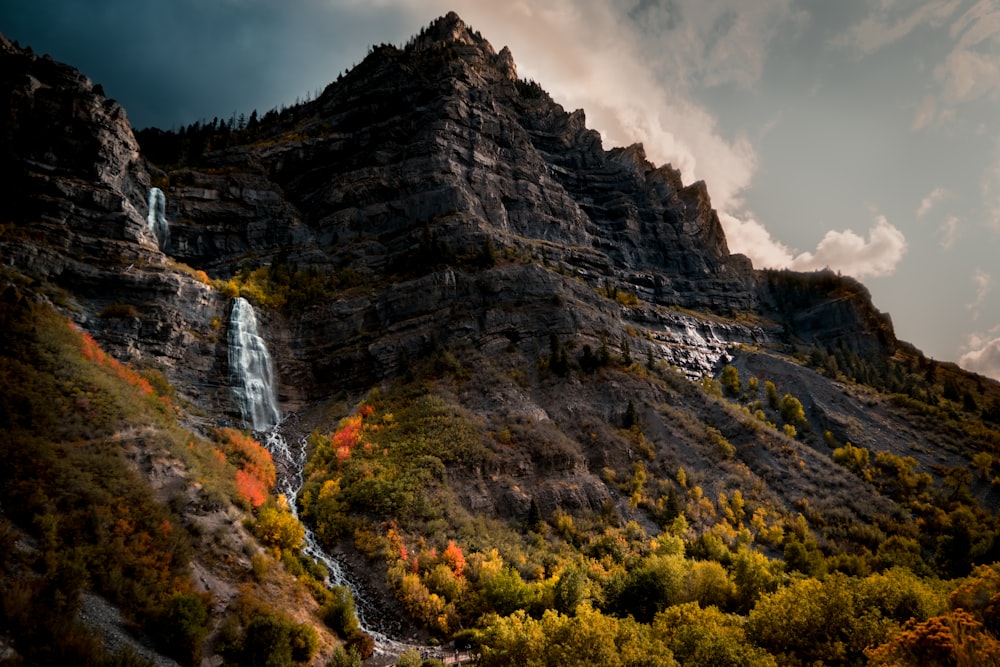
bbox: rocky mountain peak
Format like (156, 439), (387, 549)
(2, 15), (902, 408)
(411, 11), (490, 52)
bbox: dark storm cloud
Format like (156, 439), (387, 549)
(0, 0), (411, 129)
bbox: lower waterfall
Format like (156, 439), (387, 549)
(225, 297), (424, 659)
(228, 297), (282, 431)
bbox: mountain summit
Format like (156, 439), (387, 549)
(3, 12), (1000, 666)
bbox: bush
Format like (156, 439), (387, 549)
(321, 585), (361, 639)
(289, 623), (319, 663)
(240, 614), (293, 667)
(157, 592), (210, 665)
(254, 503), (305, 552)
(328, 645), (362, 667)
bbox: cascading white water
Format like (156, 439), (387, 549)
(146, 187), (170, 251)
(227, 297), (282, 431)
(264, 430), (414, 656)
(226, 298), (429, 657)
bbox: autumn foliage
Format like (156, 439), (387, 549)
(319, 404), (379, 466)
(218, 427), (276, 508)
(77, 327), (154, 395)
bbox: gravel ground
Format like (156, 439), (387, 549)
(77, 592), (180, 667)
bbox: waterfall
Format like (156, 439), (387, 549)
(227, 297), (281, 431)
(146, 187), (170, 251)
(225, 297), (428, 658)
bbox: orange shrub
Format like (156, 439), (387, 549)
(442, 540), (465, 577)
(75, 324), (155, 396)
(218, 428), (276, 508)
(236, 469), (268, 508)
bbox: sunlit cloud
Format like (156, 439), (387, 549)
(787, 215), (908, 278)
(721, 213), (907, 279)
(960, 326), (1000, 381)
(967, 268), (993, 318)
(718, 211), (797, 269)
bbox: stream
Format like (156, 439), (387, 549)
(263, 424), (415, 655)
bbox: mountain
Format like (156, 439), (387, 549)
(4, 12), (1000, 667)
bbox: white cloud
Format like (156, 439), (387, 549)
(917, 187), (950, 216)
(940, 215), (961, 248)
(721, 213), (908, 279)
(967, 268), (993, 318)
(935, 47), (1000, 106)
(837, 1), (1000, 127)
(718, 211), (797, 268)
(960, 327), (1000, 381)
(786, 215), (908, 278)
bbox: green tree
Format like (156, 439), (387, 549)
(731, 547), (778, 613)
(607, 554), (686, 622)
(553, 562), (587, 615)
(747, 574), (898, 666)
(654, 603), (776, 667)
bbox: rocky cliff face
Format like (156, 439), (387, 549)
(145, 14), (772, 405)
(2, 11), (898, 452)
(0, 33), (235, 415)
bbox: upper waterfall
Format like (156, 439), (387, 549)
(146, 187), (170, 251)
(228, 297), (281, 431)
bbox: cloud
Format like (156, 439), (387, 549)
(435, 0), (800, 211)
(967, 269), (993, 318)
(924, 1), (1000, 123)
(983, 136), (1000, 229)
(960, 328), (1000, 381)
(832, 0), (963, 56)
(837, 1), (1000, 127)
(940, 215), (961, 248)
(911, 96), (938, 130)
(935, 46), (1000, 106)
(626, 0), (807, 89)
(786, 215), (908, 278)
(917, 187), (950, 216)
(720, 213), (908, 279)
(718, 211), (797, 268)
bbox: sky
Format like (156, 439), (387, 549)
(3, 0), (1000, 381)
